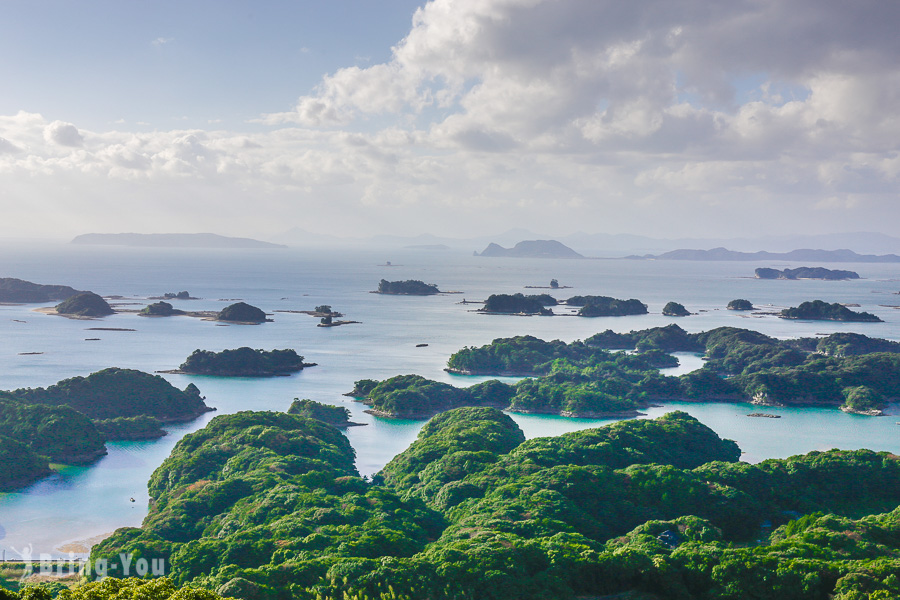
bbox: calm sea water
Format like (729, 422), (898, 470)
(1, 242), (899, 558)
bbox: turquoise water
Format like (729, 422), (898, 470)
(1, 242), (899, 557)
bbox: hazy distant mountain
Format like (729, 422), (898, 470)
(476, 240), (584, 258)
(627, 247), (900, 263)
(72, 233), (286, 249)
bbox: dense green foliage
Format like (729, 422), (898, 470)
(141, 301), (182, 316)
(349, 374), (511, 418)
(0, 396), (105, 462)
(14, 368), (211, 421)
(94, 416), (166, 440)
(480, 293), (553, 315)
(217, 302), (267, 323)
(376, 280), (440, 295)
(180, 348), (307, 377)
(93, 409), (900, 600)
(726, 298), (753, 310)
(781, 300), (882, 322)
(287, 399), (353, 428)
(0, 434), (51, 491)
(755, 266), (860, 280)
(662, 301), (690, 316)
(54, 292), (113, 317)
(565, 295), (648, 317)
(0, 277), (80, 303)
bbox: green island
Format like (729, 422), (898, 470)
(0, 433), (52, 491)
(141, 301), (184, 316)
(287, 398), (362, 428)
(176, 348), (312, 377)
(375, 279), (441, 295)
(479, 293), (555, 315)
(54, 292), (115, 317)
(0, 277), (82, 303)
(755, 266), (860, 280)
(565, 295), (648, 317)
(350, 324), (900, 418)
(781, 300), (882, 322)
(87, 408), (900, 600)
(0, 396), (106, 464)
(662, 301), (690, 316)
(727, 298), (754, 310)
(217, 302), (268, 323)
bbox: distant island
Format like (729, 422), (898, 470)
(217, 302), (268, 323)
(375, 279), (441, 295)
(140, 301), (184, 316)
(754, 266), (860, 280)
(780, 300), (882, 322)
(55, 291), (115, 317)
(627, 247), (900, 263)
(0, 277), (82, 303)
(727, 299), (754, 310)
(174, 347), (313, 376)
(480, 293), (555, 315)
(565, 295), (648, 317)
(71, 232), (287, 249)
(663, 301), (690, 316)
(476, 239), (584, 258)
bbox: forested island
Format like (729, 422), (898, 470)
(375, 279), (441, 295)
(287, 398), (361, 427)
(781, 300), (882, 322)
(352, 325), (900, 418)
(88, 408), (900, 600)
(479, 293), (555, 315)
(755, 266), (860, 280)
(727, 298), (754, 310)
(216, 302), (268, 323)
(140, 301), (184, 316)
(662, 301), (690, 316)
(175, 348), (312, 376)
(565, 295), (648, 316)
(54, 291), (115, 317)
(0, 277), (82, 303)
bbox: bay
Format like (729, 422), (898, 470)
(1, 242), (899, 558)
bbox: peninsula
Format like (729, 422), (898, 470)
(0, 277), (82, 303)
(71, 232), (286, 249)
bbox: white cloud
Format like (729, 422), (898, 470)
(2, 0), (900, 239)
(151, 37), (174, 47)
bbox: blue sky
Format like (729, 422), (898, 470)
(1, 0), (899, 242)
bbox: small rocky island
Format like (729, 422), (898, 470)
(476, 239), (584, 258)
(287, 398), (363, 428)
(727, 299), (754, 310)
(780, 300), (882, 322)
(755, 267), (860, 280)
(565, 295), (648, 317)
(217, 302), (268, 323)
(663, 302), (690, 316)
(0, 277), (82, 303)
(54, 291), (115, 317)
(140, 301), (184, 316)
(375, 279), (441, 295)
(174, 347), (314, 376)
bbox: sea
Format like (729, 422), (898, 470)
(1, 241), (899, 559)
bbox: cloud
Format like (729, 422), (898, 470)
(43, 121), (84, 147)
(151, 37), (174, 47)
(2, 0), (900, 239)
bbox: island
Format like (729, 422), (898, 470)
(287, 398), (363, 427)
(627, 246), (900, 262)
(476, 239), (584, 258)
(780, 300), (882, 322)
(0, 434), (52, 491)
(140, 301), (184, 316)
(173, 347), (313, 377)
(375, 279), (441, 295)
(93, 415), (167, 440)
(90, 408), (900, 600)
(727, 298), (754, 310)
(54, 291), (115, 317)
(217, 301), (268, 323)
(71, 232), (287, 249)
(0, 396), (106, 463)
(479, 293), (555, 315)
(12, 367), (213, 422)
(663, 301), (690, 316)
(164, 291), (192, 299)
(755, 266), (860, 280)
(0, 277), (82, 303)
(565, 295), (648, 317)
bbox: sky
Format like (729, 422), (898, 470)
(1, 0), (899, 242)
